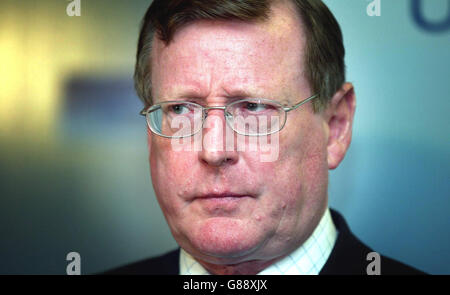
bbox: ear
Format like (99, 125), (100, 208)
(325, 82), (356, 170)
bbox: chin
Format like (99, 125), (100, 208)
(187, 217), (264, 261)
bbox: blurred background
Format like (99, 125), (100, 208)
(0, 0), (448, 274)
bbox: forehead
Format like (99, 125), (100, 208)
(150, 2), (308, 100)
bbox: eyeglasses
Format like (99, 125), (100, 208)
(139, 94), (317, 138)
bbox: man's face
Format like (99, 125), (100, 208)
(148, 4), (331, 265)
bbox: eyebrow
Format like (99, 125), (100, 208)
(222, 88), (292, 105)
(156, 85), (291, 105)
(159, 88), (262, 101)
(154, 90), (202, 103)
(225, 83), (277, 98)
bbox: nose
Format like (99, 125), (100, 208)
(198, 109), (238, 167)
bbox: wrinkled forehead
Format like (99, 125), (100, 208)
(151, 0), (306, 61)
(150, 1), (308, 100)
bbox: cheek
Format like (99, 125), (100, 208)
(150, 135), (193, 180)
(273, 119), (328, 205)
(149, 143), (196, 214)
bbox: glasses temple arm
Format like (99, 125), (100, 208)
(283, 94), (318, 112)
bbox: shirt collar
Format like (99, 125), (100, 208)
(180, 208), (338, 275)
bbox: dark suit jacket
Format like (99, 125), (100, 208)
(104, 209), (425, 275)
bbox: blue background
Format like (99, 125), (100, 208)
(0, 0), (448, 274)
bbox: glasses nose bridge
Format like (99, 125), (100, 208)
(202, 105), (228, 119)
(201, 105), (234, 134)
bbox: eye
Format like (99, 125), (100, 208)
(168, 104), (190, 115)
(243, 102), (274, 113)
